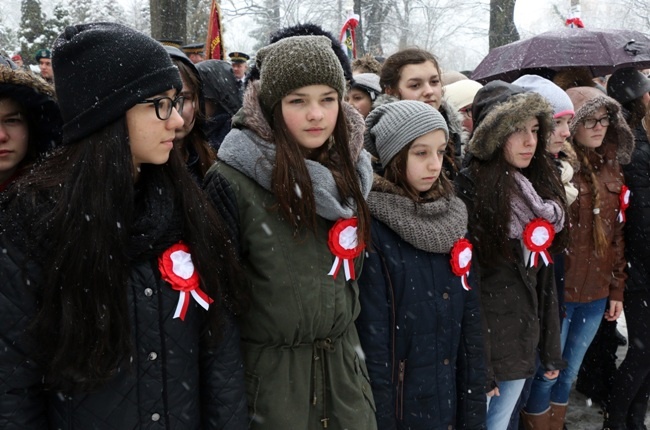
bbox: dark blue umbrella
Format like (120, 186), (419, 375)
(472, 27), (650, 83)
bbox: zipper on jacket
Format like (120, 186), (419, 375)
(397, 359), (406, 421)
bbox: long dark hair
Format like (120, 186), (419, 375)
(467, 133), (569, 264)
(9, 117), (244, 390)
(270, 101), (371, 245)
(173, 59), (216, 179)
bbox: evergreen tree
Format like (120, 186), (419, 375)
(18, 0), (47, 65)
(43, 2), (70, 48)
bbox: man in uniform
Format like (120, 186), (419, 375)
(182, 43), (205, 64)
(35, 49), (54, 85)
(228, 51), (250, 98)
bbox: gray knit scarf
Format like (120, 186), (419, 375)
(508, 171), (565, 239)
(368, 178), (468, 254)
(218, 128), (374, 221)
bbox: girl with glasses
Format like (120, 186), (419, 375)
(0, 22), (247, 429)
(524, 86), (634, 429)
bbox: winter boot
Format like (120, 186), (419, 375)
(549, 402), (568, 430)
(520, 408), (550, 430)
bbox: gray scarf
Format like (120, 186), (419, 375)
(508, 171), (565, 239)
(368, 178), (468, 254)
(218, 128), (373, 221)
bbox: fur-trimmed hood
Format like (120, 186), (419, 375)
(566, 86), (634, 165)
(232, 80), (366, 162)
(468, 89), (554, 161)
(0, 65), (62, 152)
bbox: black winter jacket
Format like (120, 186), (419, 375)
(623, 125), (650, 293)
(356, 219), (486, 430)
(455, 169), (565, 385)
(0, 191), (248, 429)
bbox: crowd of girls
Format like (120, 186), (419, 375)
(0, 20), (646, 430)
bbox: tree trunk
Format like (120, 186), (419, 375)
(354, 0), (365, 55)
(150, 0), (187, 43)
(489, 0), (519, 50)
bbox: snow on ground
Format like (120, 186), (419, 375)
(565, 313), (650, 429)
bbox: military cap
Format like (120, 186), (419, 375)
(158, 38), (184, 49)
(228, 51), (250, 63)
(35, 48), (52, 61)
(183, 43), (205, 55)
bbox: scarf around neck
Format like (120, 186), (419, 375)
(368, 176), (468, 254)
(508, 170), (565, 239)
(218, 128), (373, 221)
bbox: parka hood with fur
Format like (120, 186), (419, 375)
(468, 81), (554, 161)
(567, 86), (634, 165)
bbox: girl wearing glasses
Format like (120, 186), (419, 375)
(203, 35), (376, 429)
(0, 23), (247, 429)
(524, 86), (634, 429)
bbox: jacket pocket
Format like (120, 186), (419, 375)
(245, 371), (260, 425)
(604, 181), (622, 195)
(354, 354), (377, 412)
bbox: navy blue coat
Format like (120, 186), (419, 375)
(356, 218), (487, 430)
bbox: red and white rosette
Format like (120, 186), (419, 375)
(327, 217), (364, 281)
(158, 241), (214, 321)
(450, 238), (473, 291)
(522, 219), (555, 268)
(617, 185), (630, 223)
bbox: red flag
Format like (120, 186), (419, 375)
(339, 13), (360, 59)
(206, 0), (224, 60)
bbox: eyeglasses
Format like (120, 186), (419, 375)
(460, 105), (473, 118)
(583, 116), (610, 129)
(137, 95), (184, 120)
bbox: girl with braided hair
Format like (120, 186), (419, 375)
(525, 86), (634, 429)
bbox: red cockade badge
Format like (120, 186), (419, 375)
(327, 217), (364, 281)
(617, 185), (630, 223)
(450, 238), (473, 291)
(158, 241), (213, 321)
(522, 219), (555, 268)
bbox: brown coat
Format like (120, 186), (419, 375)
(564, 87), (634, 303)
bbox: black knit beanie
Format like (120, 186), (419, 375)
(53, 22), (183, 144)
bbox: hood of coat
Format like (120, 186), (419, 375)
(0, 65), (62, 152)
(467, 90), (554, 161)
(567, 86), (635, 165)
(232, 80), (366, 162)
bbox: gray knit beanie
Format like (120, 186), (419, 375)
(351, 73), (382, 100)
(365, 100), (449, 168)
(257, 35), (346, 115)
(513, 74), (575, 118)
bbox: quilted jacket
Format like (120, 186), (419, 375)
(0, 189), (248, 429)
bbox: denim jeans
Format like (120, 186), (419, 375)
(525, 298), (607, 413)
(486, 379), (526, 430)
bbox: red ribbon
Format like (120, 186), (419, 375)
(618, 185), (630, 223)
(450, 238), (473, 291)
(158, 242), (213, 321)
(327, 217), (364, 280)
(522, 219), (555, 267)
(565, 17), (584, 28)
